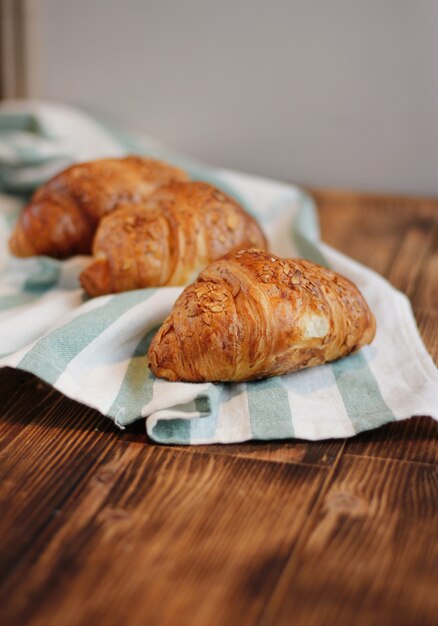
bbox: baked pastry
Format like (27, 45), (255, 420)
(9, 156), (188, 259)
(148, 249), (376, 382)
(80, 182), (268, 296)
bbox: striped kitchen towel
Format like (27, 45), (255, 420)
(0, 101), (437, 444)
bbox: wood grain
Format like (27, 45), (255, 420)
(345, 416), (438, 465)
(173, 439), (343, 467)
(315, 188), (438, 466)
(0, 447), (328, 626)
(415, 308), (438, 362)
(412, 227), (438, 311)
(261, 455), (438, 626)
(0, 370), (117, 582)
(314, 188), (438, 304)
(0, 188), (437, 626)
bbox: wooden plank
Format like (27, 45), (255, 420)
(315, 190), (438, 463)
(314, 188), (438, 285)
(261, 455), (438, 626)
(0, 447), (329, 626)
(315, 191), (407, 276)
(385, 219), (437, 304)
(414, 308), (438, 363)
(312, 188), (438, 219)
(0, 367), (113, 452)
(0, 367), (44, 452)
(173, 440), (343, 467)
(0, 366), (146, 445)
(345, 416), (438, 465)
(0, 371), (119, 582)
(411, 226), (438, 311)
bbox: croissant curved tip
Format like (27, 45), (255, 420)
(80, 258), (111, 297)
(362, 310), (377, 346)
(8, 234), (20, 257)
(147, 320), (185, 381)
(8, 227), (36, 257)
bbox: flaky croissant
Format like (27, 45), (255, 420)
(9, 156), (188, 259)
(80, 182), (268, 296)
(148, 249), (376, 382)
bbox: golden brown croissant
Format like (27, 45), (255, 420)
(9, 156), (188, 259)
(80, 182), (268, 296)
(148, 249), (376, 382)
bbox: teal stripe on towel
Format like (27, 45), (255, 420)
(0, 258), (61, 311)
(151, 418), (192, 444)
(150, 389), (218, 444)
(187, 384), (223, 441)
(247, 377), (294, 439)
(332, 351), (395, 432)
(108, 326), (159, 426)
(23, 258), (60, 293)
(150, 386), (223, 444)
(293, 219), (395, 429)
(0, 292), (40, 311)
(293, 194), (327, 266)
(18, 289), (156, 385)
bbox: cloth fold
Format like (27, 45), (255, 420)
(0, 101), (436, 444)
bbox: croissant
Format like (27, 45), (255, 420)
(80, 182), (268, 296)
(148, 249), (376, 382)
(9, 156), (188, 259)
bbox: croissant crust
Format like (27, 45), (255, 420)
(148, 249), (376, 382)
(80, 181), (268, 296)
(9, 156), (188, 259)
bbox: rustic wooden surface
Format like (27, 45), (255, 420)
(0, 190), (437, 626)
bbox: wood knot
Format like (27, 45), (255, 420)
(325, 492), (363, 515)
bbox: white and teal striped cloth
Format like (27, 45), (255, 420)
(0, 101), (437, 444)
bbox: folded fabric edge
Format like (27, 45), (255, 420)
(146, 409), (432, 446)
(323, 242), (438, 391)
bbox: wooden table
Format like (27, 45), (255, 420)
(0, 190), (437, 626)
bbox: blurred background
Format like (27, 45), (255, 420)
(1, 0), (437, 195)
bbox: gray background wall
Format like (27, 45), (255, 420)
(38, 0), (438, 195)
